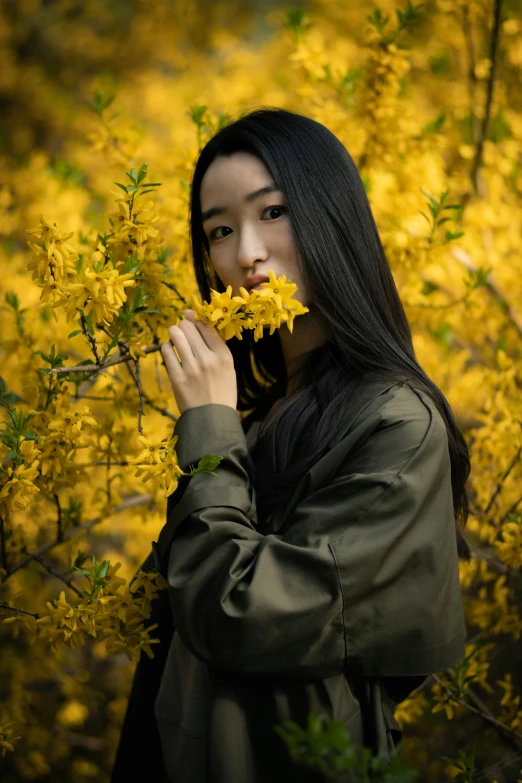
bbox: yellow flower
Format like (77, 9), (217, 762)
(56, 700), (89, 727)
(0, 721), (22, 757)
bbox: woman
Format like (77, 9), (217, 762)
(111, 108), (471, 782)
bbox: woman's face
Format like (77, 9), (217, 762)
(199, 151), (308, 306)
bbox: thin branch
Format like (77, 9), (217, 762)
(484, 446), (522, 515)
(33, 555), (83, 597)
(5, 493), (154, 580)
(80, 313), (101, 365)
(496, 492), (522, 528)
(0, 602), (40, 619)
(468, 0), (504, 198)
(82, 461), (130, 467)
(471, 547), (508, 575)
(446, 669), (522, 754)
(134, 360), (145, 435)
(161, 280), (188, 304)
(0, 514), (7, 574)
(451, 247), (522, 340)
(49, 343), (162, 375)
(431, 673), (522, 743)
(124, 356), (178, 425)
(471, 750), (522, 782)
(54, 493), (63, 542)
(146, 399), (178, 423)
(462, 3), (480, 147)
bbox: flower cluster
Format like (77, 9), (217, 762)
(3, 560), (168, 662)
(128, 433), (185, 497)
(192, 269), (309, 341)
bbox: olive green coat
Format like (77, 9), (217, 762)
(111, 378), (467, 782)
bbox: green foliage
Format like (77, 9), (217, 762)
(0, 377), (19, 410)
(440, 742), (477, 782)
(114, 162), (162, 198)
(186, 454), (224, 477)
(283, 8), (313, 41)
(274, 710), (417, 782)
(367, 1), (424, 44)
(33, 344), (69, 374)
(73, 555), (112, 602)
(462, 266), (492, 294)
(419, 187), (464, 244)
(0, 408), (41, 468)
(89, 89), (116, 116)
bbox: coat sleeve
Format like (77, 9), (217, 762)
(158, 397), (467, 680)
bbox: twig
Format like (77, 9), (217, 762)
(161, 280), (188, 304)
(446, 668), (522, 754)
(468, 0), (504, 199)
(471, 750), (522, 782)
(451, 247), (522, 340)
(146, 399), (178, 423)
(49, 343), (162, 375)
(124, 357), (178, 425)
(484, 446), (522, 516)
(54, 493), (63, 542)
(0, 514), (7, 574)
(5, 493), (154, 580)
(471, 547), (508, 574)
(82, 461), (130, 467)
(0, 602), (40, 619)
(431, 673), (522, 743)
(80, 314), (101, 365)
(134, 359), (145, 435)
(462, 3), (480, 147)
(33, 555), (83, 597)
(496, 492), (522, 528)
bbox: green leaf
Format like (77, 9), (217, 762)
(136, 163), (148, 184)
(68, 330), (83, 338)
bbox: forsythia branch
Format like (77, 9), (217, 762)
(4, 493), (154, 580)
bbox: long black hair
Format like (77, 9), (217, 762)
(188, 107), (472, 561)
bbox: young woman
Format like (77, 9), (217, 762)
(111, 108), (471, 783)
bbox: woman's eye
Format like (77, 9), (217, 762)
(262, 205), (287, 220)
(210, 227), (230, 240)
(209, 206), (286, 241)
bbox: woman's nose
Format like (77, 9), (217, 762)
(236, 225), (268, 267)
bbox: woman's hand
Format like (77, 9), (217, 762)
(161, 309), (238, 415)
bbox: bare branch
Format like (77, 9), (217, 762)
(33, 555), (83, 597)
(0, 602), (40, 619)
(161, 279), (189, 304)
(468, 0), (504, 198)
(134, 359), (145, 435)
(80, 313), (101, 365)
(484, 446), (522, 516)
(50, 343), (162, 375)
(431, 673), (522, 743)
(5, 493), (154, 580)
(54, 493), (64, 542)
(451, 247), (522, 341)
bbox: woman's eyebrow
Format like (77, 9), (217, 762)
(201, 184), (282, 223)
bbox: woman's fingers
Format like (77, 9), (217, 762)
(179, 311), (229, 360)
(160, 339), (183, 380)
(166, 325), (198, 368)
